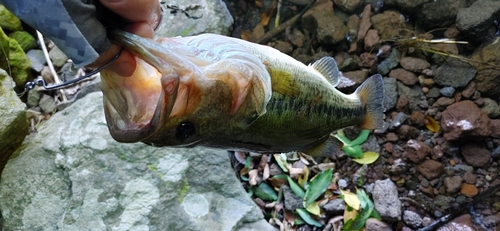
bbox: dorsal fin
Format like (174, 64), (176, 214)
(309, 56), (340, 87)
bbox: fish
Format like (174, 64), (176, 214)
(100, 30), (385, 156)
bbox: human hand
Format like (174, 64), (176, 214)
(88, 0), (162, 77)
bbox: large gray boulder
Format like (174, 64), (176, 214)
(0, 92), (275, 231)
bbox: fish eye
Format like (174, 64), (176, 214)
(176, 121), (195, 140)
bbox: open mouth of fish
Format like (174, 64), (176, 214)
(100, 57), (177, 143)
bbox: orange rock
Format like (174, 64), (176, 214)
(460, 183), (478, 197)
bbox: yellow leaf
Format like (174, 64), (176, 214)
(352, 152), (380, 164)
(425, 115), (440, 133)
(340, 189), (360, 210)
(305, 201), (320, 216)
(343, 205), (359, 224)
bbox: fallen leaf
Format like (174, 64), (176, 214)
(425, 115), (440, 133)
(260, 0), (277, 26)
(340, 189), (360, 210)
(305, 201), (320, 216)
(274, 153), (289, 173)
(239, 156), (252, 175)
(352, 152), (380, 164)
(287, 175), (305, 198)
(304, 168), (333, 207)
(253, 183), (278, 201)
(296, 209), (323, 227)
(298, 166), (309, 189)
(343, 206), (359, 228)
(269, 174), (288, 188)
(262, 163), (270, 181)
(249, 169), (259, 186)
(240, 30), (254, 41)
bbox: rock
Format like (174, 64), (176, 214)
(341, 70), (368, 88)
(434, 58), (477, 88)
(0, 69), (28, 174)
(365, 218), (392, 231)
(303, 1), (347, 45)
(48, 46), (69, 67)
(416, 160), (444, 180)
(441, 100), (491, 141)
(8, 31), (37, 52)
(456, 0), (500, 39)
(0, 5), (23, 31)
(397, 125), (419, 140)
(26, 49), (47, 72)
(433, 97), (455, 109)
(38, 94), (57, 114)
(371, 10), (406, 41)
(462, 82), (476, 98)
(437, 214), (475, 231)
(405, 139), (431, 164)
(433, 195), (453, 210)
(471, 40), (500, 97)
(0, 92), (274, 231)
(360, 52), (377, 68)
(418, 0), (467, 29)
(461, 183), (479, 197)
(323, 198), (346, 215)
(397, 81), (424, 112)
(383, 0), (428, 14)
(440, 87), (455, 98)
(443, 176), (462, 194)
(357, 4), (372, 42)
(287, 28), (306, 47)
(463, 171), (477, 184)
(403, 210), (423, 228)
(400, 57), (430, 73)
(383, 77), (398, 111)
(338, 55), (361, 72)
(409, 111), (425, 127)
(0, 28), (31, 87)
(389, 68), (418, 85)
(364, 29), (379, 51)
(282, 185), (303, 211)
(492, 119), (500, 138)
(372, 179), (401, 221)
(386, 132), (398, 142)
(389, 159), (407, 175)
(390, 112), (409, 130)
(333, 0), (362, 13)
(377, 48), (401, 75)
(155, 0), (233, 37)
(426, 87), (441, 98)
(461, 143), (491, 167)
(481, 98), (500, 118)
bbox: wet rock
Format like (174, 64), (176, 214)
(0, 5), (23, 31)
(492, 145), (500, 160)
(383, 77), (398, 111)
(397, 82), (424, 112)
(397, 96), (409, 113)
(282, 185), (303, 211)
(441, 100), (491, 141)
(456, 0), (500, 39)
(48, 46), (69, 67)
(364, 29), (379, 51)
(0, 69), (28, 174)
(461, 143), (491, 167)
(390, 112), (408, 130)
(377, 48), (401, 75)
(338, 55), (361, 71)
(389, 68), (418, 86)
(8, 31), (37, 52)
(323, 198), (346, 214)
(405, 139), (431, 164)
(416, 160), (444, 180)
(342, 70), (368, 88)
(481, 98), (500, 118)
(26, 49), (47, 72)
(440, 87), (455, 98)
(403, 210), (422, 228)
(371, 10), (406, 41)
(418, 0), (467, 29)
(0, 92), (273, 231)
(461, 183), (479, 197)
(333, 0), (362, 13)
(365, 218), (392, 231)
(373, 179), (401, 221)
(443, 176), (462, 194)
(434, 58), (477, 88)
(471, 40), (500, 97)
(400, 57), (430, 73)
(27, 89), (41, 108)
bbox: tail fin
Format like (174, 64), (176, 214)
(355, 74), (385, 130)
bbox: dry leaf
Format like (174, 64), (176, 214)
(263, 163), (270, 181)
(260, 0), (277, 26)
(240, 30), (254, 41)
(425, 115), (440, 133)
(352, 152), (380, 164)
(249, 169), (259, 186)
(340, 189), (360, 210)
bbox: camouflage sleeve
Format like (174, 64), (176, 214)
(0, 0), (112, 68)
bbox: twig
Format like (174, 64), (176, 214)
(255, 0), (316, 44)
(36, 30), (67, 102)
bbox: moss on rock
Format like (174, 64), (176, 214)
(8, 31), (37, 52)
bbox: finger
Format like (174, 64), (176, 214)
(89, 44), (137, 77)
(99, 0), (161, 28)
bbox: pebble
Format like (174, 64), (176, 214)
(491, 145), (500, 160)
(440, 100), (492, 141)
(460, 183), (479, 197)
(405, 139), (431, 163)
(440, 87), (455, 97)
(323, 198), (346, 214)
(48, 46), (69, 67)
(403, 210), (423, 228)
(433, 195), (453, 210)
(38, 94), (57, 114)
(389, 68), (418, 85)
(282, 185), (304, 210)
(400, 57), (430, 73)
(377, 48), (401, 75)
(434, 58), (477, 88)
(365, 218), (392, 231)
(443, 176), (462, 194)
(481, 98), (500, 118)
(373, 179), (401, 221)
(396, 125), (420, 140)
(26, 49), (47, 72)
(461, 143), (491, 167)
(389, 112), (408, 130)
(417, 160), (444, 180)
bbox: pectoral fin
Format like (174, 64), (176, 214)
(303, 135), (343, 157)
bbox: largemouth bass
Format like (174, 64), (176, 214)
(101, 30), (384, 156)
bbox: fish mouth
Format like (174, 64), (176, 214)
(100, 57), (178, 143)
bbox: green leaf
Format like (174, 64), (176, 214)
(303, 168), (333, 207)
(352, 151), (380, 164)
(253, 183), (278, 201)
(340, 189), (360, 210)
(343, 145), (364, 158)
(274, 153), (289, 173)
(296, 209), (322, 227)
(305, 201), (320, 215)
(350, 130), (370, 146)
(286, 175), (305, 198)
(344, 189), (377, 230)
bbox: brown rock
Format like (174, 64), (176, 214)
(490, 119), (500, 138)
(400, 57), (431, 73)
(384, 142), (393, 153)
(444, 176), (462, 194)
(417, 160), (444, 180)
(389, 68), (418, 85)
(386, 132), (399, 142)
(273, 41), (293, 54)
(360, 52), (377, 68)
(342, 70), (368, 88)
(409, 111), (425, 127)
(463, 171), (476, 184)
(396, 94), (409, 112)
(438, 214), (474, 231)
(433, 97), (455, 109)
(333, 0), (362, 13)
(471, 40), (500, 97)
(287, 28), (306, 47)
(419, 185), (435, 197)
(302, 1), (348, 45)
(461, 81), (476, 98)
(397, 125), (419, 140)
(365, 218), (392, 231)
(461, 143), (491, 167)
(371, 11), (406, 40)
(364, 29), (379, 51)
(357, 4), (372, 42)
(461, 183), (478, 197)
(405, 139), (431, 163)
(440, 100), (491, 141)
